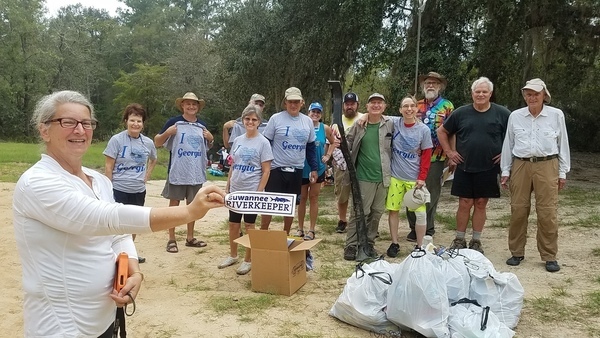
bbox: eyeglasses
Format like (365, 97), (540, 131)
(401, 104), (417, 109)
(424, 81), (440, 86)
(45, 118), (98, 130)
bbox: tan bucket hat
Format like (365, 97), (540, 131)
(521, 78), (551, 103)
(175, 92), (206, 112)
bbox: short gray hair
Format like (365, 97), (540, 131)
(31, 91), (95, 128)
(240, 104), (263, 120)
(471, 77), (494, 92)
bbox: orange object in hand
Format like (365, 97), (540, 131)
(114, 252), (129, 292)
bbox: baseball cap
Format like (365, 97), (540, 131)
(403, 187), (431, 210)
(521, 78), (551, 103)
(367, 93), (386, 102)
(284, 87), (303, 101)
(343, 92), (359, 103)
(308, 102), (323, 112)
(250, 93), (265, 103)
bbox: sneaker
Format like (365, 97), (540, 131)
(336, 220), (347, 233)
(218, 256), (238, 269)
(506, 256), (524, 266)
(468, 239), (485, 254)
(236, 261), (252, 275)
(449, 237), (467, 250)
(406, 231), (417, 242)
(387, 243), (400, 258)
(343, 246), (357, 261)
(545, 261), (561, 272)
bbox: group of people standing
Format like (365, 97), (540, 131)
(332, 73), (570, 276)
(11, 72), (570, 336)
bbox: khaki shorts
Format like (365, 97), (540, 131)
(334, 166), (351, 204)
(161, 176), (202, 202)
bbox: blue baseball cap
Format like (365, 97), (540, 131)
(308, 102), (323, 112)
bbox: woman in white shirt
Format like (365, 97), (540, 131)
(13, 90), (224, 337)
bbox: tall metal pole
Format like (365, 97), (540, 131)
(414, 0), (426, 95)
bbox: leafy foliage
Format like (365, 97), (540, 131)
(0, 0), (598, 150)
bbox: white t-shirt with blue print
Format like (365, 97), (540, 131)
(103, 130), (157, 193)
(229, 133), (274, 192)
(262, 111), (316, 169)
(165, 121), (208, 185)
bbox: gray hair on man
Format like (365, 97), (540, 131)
(471, 77), (494, 92)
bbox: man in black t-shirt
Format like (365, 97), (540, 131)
(437, 77), (510, 254)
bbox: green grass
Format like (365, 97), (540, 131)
(207, 294), (279, 319)
(0, 141), (226, 182)
(436, 212), (457, 230)
(528, 296), (572, 321)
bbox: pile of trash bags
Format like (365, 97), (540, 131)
(329, 247), (524, 338)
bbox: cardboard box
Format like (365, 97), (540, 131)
(234, 229), (321, 296)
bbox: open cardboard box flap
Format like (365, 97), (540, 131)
(234, 229), (321, 251)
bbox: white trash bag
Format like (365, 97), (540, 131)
(427, 253), (470, 303)
(329, 259), (401, 335)
(469, 271), (524, 329)
(386, 249), (450, 337)
(448, 298), (515, 338)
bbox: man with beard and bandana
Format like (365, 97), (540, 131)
(405, 72), (454, 242)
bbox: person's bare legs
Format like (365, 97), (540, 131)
(185, 198), (196, 241)
(243, 222), (255, 262)
(456, 197), (474, 233)
(228, 222), (241, 258)
(168, 199), (181, 241)
(308, 181), (322, 234)
(297, 184), (310, 233)
(283, 216), (294, 234)
(388, 210), (399, 243)
(415, 223), (426, 247)
(471, 198), (489, 232)
(338, 200), (349, 223)
(260, 215), (272, 230)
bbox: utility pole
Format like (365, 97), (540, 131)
(414, 0), (428, 94)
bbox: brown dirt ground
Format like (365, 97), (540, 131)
(1, 152), (599, 337)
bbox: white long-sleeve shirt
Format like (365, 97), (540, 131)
(13, 154), (152, 337)
(500, 105), (571, 179)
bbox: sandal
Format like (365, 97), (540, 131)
(166, 240), (178, 253)
(185, 238), (207, 247)
(295, 229), (305, 237)
(304, 230), (316, 241)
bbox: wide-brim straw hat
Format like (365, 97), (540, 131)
(175, 92), (206, 112)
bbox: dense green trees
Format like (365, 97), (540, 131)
(0, 0), (598, 150)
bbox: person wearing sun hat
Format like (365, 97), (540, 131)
(500, 78), (570, 272)
(154, 92), (214, 253)
(296, 101), (336, 240)
(260, 87), (318, 234)
(405, 71), (454, 243)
